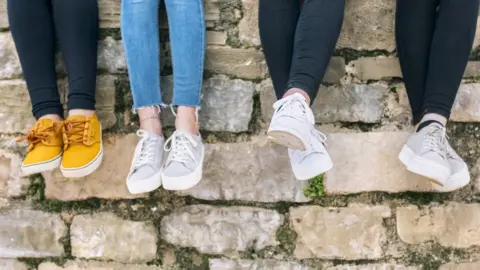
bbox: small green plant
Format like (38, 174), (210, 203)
(303, 174), (325, 199)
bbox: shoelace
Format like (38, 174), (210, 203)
(272, 95), (314, 125)
(17, 124), (58, 152)
(134, 130), (160, 168)
(294, 129), (328, 161)
(63, 119), (94, 149)
(423, 125), (448, 158)
(164, 131), (198, 164)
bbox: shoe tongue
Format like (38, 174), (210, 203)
(36, 118), (56, 131)
(67, 115), (88, 122)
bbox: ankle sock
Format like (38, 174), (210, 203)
(417, 120), (444, 132)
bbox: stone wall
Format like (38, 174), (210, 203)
(1, 0), (480, 269)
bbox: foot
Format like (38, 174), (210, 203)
(267, 93), (315, 151)
(61, 115), (103, 178)
(17, 118), (63, 176)
(126, 130), (164, 194)
(398, 122), (451, 186)
(162, 131), (204, 190)
(435, 142), (470, 192)
(289, 128), (333, 181)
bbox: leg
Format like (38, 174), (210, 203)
(7, 0), (63, 120)
(51, 0), (99, 117)
(423, 0), (479, 121)
(165, 0), (205, 134)
(395, 0), (439, 125)
(259, 0), (300, 100)
(287, 0), (345, 103)
(121, 0), (163, 135)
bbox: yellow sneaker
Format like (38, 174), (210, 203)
(61, 114), (103, 178)
(17, 118), (64, 176)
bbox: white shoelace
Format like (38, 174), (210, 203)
(423, 125), (448, 158)
(134, 130), (160, 168)
(293, 128), (328, 160)
(272, 94), (315, 125)
(164, 131), (198, 164)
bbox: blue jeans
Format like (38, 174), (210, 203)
(121, 0), (205, 109)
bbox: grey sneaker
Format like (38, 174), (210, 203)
(126, 130), (164, 194)
(435, 142), (470, 192)
(398, 123), (451, 186)
(288, 128), (333, 181)
(162, 131), (204, 190)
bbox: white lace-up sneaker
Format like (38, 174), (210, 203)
(268, 93), (333, 180)
(289, 128), (333, 180)
(267, 93), (316, 151)
(162, 131), (204, 190)
(435, 142), (470, 192)
(398, 123), (451, 186)
(126, 130), (164, 194)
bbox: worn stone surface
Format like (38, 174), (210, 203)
(0, 259), (28, 270)
(71, 213), (157, 263)
(205, 47), (267, 79)
(39, 260), (163, 270)
(178, 138), (309, 202)
(313, 84), (386, 123)
(0, 80), (36, 133)
(290, 204), (391, 260)
(450, 84), (480, 122)
(397, 203), (480, 248)
(440, 261), (480, 270)
(324, 57), (347, 83)
(350, 57), (401, 80)
(98, 0), (121, 28)
(199, 75), (254, 132)
(260, 82), (386, 124)
(44, 134), (145, 200)
(62, 75), (117, 129)
(0, 0), (7, 29)
(0, 33), (22, 79)
(0, 206), (67, 257)
(0, 149), (27, 199)
(326, 265), (419, 270)
(161, 205), (283, 255)
(338, 0), (396, 51)
(325, 132), (441, 195)
(209, 259), (310, 270)
(207, 31), (227, 45)
(464, 61), (480, 78)
(238, 0), (260, 47)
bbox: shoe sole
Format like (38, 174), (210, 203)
(267, 130), (306, 151)
(60, 145), (104, 178)
(435, 167), (470, 192)
(398, 146), (449, 186)
(162, 149), (205, 191)
(127, 169), (163, 194)
(21, 153), (62, 176)
(294, 158), (333, 181)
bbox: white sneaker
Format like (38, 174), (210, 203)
(126, 130), (164, 194)
(435, 142), (470, 192)
(267, 93), (315, 151)
(289, 128), (333, 181)
(162, 131), (204, 191)
(398, 123), (451, 186)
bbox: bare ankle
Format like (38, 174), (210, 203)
(138, 106), (163, 136)
(175, 106), (199, 135)
(39, 114), (63, 121)
(283, 88), (311, 105)
(68, 109), (95, 117)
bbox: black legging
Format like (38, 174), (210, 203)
(259, 0), (345, 102)
(396, 0), (479, 125)
(7, 0), (99, 119)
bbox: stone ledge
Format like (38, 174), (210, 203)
(440, 261), (480, 270)
(291, 204), (391, 260)
(397, 203), (480, 248)
(39, 260), (164, 270)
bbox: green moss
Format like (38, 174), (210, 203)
(304, 174), (325, 199)
(36, 198), (101, 214)
(98, 29), (122, 40)
(334, 48), (392, 63)
(175, 248), (209, 270)
(27, 174), (45, 201)
(276, 221), (297, 256)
